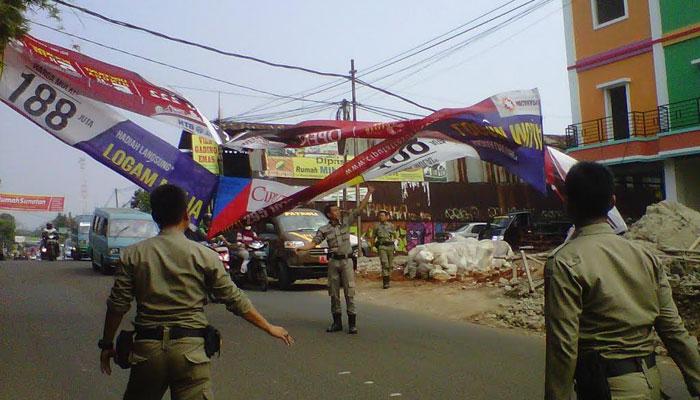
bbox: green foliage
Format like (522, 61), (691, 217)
(51, 212), (76, 231)
(130, 189), (151, 213)
(0, 0), (61, 47)
(0, 213), (17, 245)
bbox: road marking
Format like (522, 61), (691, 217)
(389, 393), (402, 397)
(364, 381), (374, 385)
(338, 371), (351, 375)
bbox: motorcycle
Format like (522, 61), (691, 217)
(41, 231), (60, 261)
(203, 240), (231, 272)
(230, 241), (269, 292)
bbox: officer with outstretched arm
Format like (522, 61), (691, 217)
(98, 184), (293, 400)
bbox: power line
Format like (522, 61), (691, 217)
(358, 104), (426, 118)
(30, 21), (339, 105)
(233, 0), (524, 117)
(356, 104), (409, 121)
(52, 0), (349, 79)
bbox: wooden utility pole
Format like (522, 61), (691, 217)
(350, 59), (362, 249)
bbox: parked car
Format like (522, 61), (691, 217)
(257, 208), (363, 290)
(480, 211), (570, 249)
(89, 208), (159, 274)
(435, 222), (488, 243)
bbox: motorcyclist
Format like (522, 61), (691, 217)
(231, 225), (258, 274)
(42, 223), (57, 240)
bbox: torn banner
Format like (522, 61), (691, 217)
(0, 38), (217, 225)
(13, 35), (218, 141)
(209, 90), (545, 237)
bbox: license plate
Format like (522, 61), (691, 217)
(319, 255), (328, 264)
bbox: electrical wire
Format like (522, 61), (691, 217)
(52, 0), (349, 79)
(30, 21), (341, 105)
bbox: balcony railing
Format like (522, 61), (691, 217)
(565, 97), (700, 149)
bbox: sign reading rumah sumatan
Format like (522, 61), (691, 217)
(0, 193), (64, 212)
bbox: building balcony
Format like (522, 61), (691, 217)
(565, 97), (700, 150)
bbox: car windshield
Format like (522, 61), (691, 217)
(278, 211), (327, 232)
(492, 216), (512, 228)
(78, 225), (90, 234)
(109, 220), (159, 238)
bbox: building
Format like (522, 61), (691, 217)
(563, 0), (700, 216)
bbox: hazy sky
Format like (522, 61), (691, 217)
(0, 0), (571, 229)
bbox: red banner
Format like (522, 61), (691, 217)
(0, 193), (64, 212)
(15, 35), (216, 139)
(209, 119), (430, 237)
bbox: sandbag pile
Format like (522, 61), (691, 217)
(403, 236), (514, 281)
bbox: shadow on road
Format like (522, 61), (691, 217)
(64, 265), (103, 277)
(266, 281), (326, 292)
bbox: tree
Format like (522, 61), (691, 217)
(51, 213), (76, 231)
(0, 213), (17, 246)
(0, 1), (60, 47)
(130, 189), (151, 213)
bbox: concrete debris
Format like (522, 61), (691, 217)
(403, 237), (514, 281)
(625, 201), (700, 250)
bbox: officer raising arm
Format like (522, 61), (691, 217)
(296, 186), (375, 335)
(99, 184), (293, 400)
(544, 162), (700, 400)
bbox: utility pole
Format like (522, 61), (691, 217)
(114, 188), (119, 208)
(350, 59), (362, 251)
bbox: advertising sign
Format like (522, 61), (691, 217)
(0, 193), (64, 212)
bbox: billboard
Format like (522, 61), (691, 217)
(0, 193), (64, 211)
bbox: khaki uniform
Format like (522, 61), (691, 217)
(544, 223), (700, 400)
(313, 208), (358, 315)
(108, 229), (252, 400)
(373, 222), (396, 278)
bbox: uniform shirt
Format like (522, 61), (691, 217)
(373, 222), (396, 246)
(107, 229), (253, 329)
(312, 208), (359, 256)
(544, 223), (700, 399)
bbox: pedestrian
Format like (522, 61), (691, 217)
(296, 186), (375, 334)
(372, 210), (396, 289)
(544, 162), (700, 400)
(98, 184), (293, 400)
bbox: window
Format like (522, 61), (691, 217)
(592, 0), (628, 28)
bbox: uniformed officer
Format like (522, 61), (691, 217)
(545, 162), (700, 400)
(372, 210), (396, 289)
(99, 184), (294, 400)
(297, 186), (375, 334)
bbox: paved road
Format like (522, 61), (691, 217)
(0, 261), (690, 399)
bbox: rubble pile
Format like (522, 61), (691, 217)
(493, 284), (545, 331)
(403, 237), (514, 281)
(625, 201), (700, 250)
(626, 201), (700, 337)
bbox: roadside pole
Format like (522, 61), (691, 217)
(350, 59), (362, 255)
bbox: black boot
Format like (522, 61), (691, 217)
(348, 314), (358, 334)
(326, 313), (342, 333)
(382, 276), (390, 289)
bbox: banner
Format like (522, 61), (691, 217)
(209, 124), (419, 237)
(13, 35), (218, 141)
(192, 135), (220, 174)
(1, 40), (218, 225)
(0, 193), (64, 212)
(265, 154), (424, 181)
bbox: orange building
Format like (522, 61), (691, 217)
(564, 0), (700, 216)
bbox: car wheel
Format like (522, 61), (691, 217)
(277, 260), (294, 290)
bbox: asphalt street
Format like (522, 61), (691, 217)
(0, 260), (690, 399)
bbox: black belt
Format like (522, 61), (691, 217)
(605, 353), (656, 377)
(330, 253), (352, 260)
(135, 326), (206, 341)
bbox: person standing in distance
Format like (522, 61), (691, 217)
(544, 162), (700, 400)
(296, 186), (375, 334)
(373, 210), (397, 289)
(99, 184), (293, 400)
